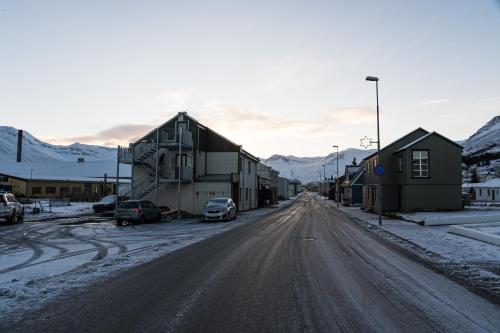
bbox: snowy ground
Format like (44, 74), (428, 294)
(322, 196), (500, 300)
(22, 201), (94, 222)
(0, 197), (297, 322)
(398, 207), (500, 225)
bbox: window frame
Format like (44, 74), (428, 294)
(411, 149), (430, 179)
(45, 187), (57, 194)
(397, 155), (403, 173)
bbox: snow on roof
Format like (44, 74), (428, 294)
(462, 178), (500, 188)
(0, 161), (131, 182)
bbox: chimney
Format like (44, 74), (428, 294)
(16, 130), (23, 162)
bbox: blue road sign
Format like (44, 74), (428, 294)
(374, 165), (385, 176)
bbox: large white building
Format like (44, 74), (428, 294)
(121, 112), (259, 215)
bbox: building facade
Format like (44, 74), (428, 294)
(362, 128), (463, 212)
(124, 112), (259, 215)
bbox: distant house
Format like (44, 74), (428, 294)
(0, 161), (130, 200)
(288, 179), (302, 197)
(463, 179), (500, 202)
(341, 165), (364, 206)
(257, 163), (279, 206)
(362, 128), (463, 212)
(122, 112), (259, 215)
(278, 177), (289, 200)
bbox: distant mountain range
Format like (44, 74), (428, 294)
(461, 115), (500, 158)
(261, 148), (375, 184)
(0, 126), (116, 163)
(1, 114), (498, 183)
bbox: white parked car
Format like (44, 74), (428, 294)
(0, 192), (24, 224)
(202, 198), (237, 222)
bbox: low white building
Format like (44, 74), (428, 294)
(463, 179), (500, 202)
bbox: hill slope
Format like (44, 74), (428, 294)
(462, 115), (500, 157)
(0, 126), (116, 163)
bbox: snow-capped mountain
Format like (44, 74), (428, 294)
(0, 126), (116, 163)
(462, 115), (500, 157)
(261, 148), (375, 184)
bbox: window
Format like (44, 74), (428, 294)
(175, 154), (187, 167)
(45, 187), (56, 194)
(248, 161), (251, 174)
(479, 189), (482, 196)
(32, 187), (42, 195)
(245, 188), (249, 201)
(0, 176), (8, 182)
(412, 150), (429, 178)
(487, 189), (491, 197)
(72, 187), (81, 194)
(398, 156), (403, 172)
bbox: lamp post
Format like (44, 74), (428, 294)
(322, 164), (326, 202)
(332, 145), (339, 207)
(29, 169), (34, 198)
(365, 75), (382, 225)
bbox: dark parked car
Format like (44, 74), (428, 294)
(115, 200), (162, 226)
(93, 195), (128, 213)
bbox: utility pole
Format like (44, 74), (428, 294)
(333, 145), (339, 207)
(115, 146), (120, 213)
(155, 129), (159, 207)
(322, 164), (326, 202)
(366, 76), (383, 225)
(177, 127), (182, 219)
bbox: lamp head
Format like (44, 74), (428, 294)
(365, 76), (379, 82)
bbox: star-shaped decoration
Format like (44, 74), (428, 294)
(360, 136), (374, 149)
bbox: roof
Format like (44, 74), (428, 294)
(341, 168), (364, 187)
(394, 131), (463, 153)
(345, 165), (361, 174)
(241, 149), (260, 162)
(462, 178), (500, 188)
(362, 128), (429, 161)
(0, 161), (131, 183)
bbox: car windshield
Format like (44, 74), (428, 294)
(99, 195), (116, 203)
(119, 201), (139, 209)
(206, 199), (227, 207)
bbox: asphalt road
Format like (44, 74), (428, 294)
(5, 194), (500, 333)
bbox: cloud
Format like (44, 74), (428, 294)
(157, 89), (193, 113)
(328, 107), (376, 124)
(423, 99), (450, 105)
(44, 124), (154, 146)
(195, 99), (328, 134)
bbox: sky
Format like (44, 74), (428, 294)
(1, 0), (499, 158)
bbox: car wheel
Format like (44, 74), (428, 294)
(139, 215), (146, 224)
(225, 213), (230, 222)
(155, 213), (161, 223)
(8, 211), (17, 224)
(18, 210), (24, 222)
(116, 219), (123, 226)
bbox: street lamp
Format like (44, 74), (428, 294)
(322, 164), (326, 202)
(332, 145), (339, 208)
(365, 75), (382, 225)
